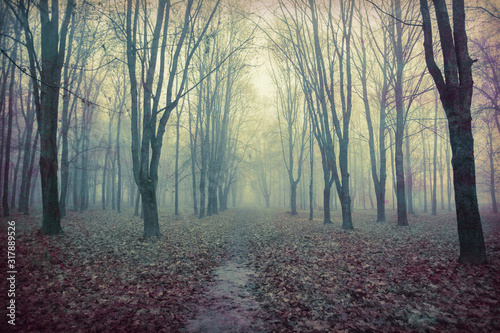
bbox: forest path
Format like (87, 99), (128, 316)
(184, 210), (269, 333)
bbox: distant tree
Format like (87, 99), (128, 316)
(269, 0), (355, 227)
(271, 58), (308, 215)
(352, 2), (391, 222)
(483, 113), (498, 213)
(420, 0), (487, 264)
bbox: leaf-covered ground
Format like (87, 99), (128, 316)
(2, 207), (499, 332)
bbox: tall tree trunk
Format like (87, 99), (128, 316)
(440, 142), (445, 210)
(3, 55), (16, 216)
(23, 131), (39, 214)
(420, 0), (487, 264)
(421, 128), (427, 213)
(26, 0), (74, 234)
(175, 109), (180, 216)
(390, 131), (395, 211)
(432, 96), (438, 216)
(11, 133), (22, 210)
(487, 130), (498, 213)
(309, 122), (314, 221)
(394, 0), (408, 226)
(111, 149), (116, 211)
(188, 99), (198, 215)
(405, 128), (414, 216)
(0, 64), (8, 205)
(19, 86), (34, 214)
(116, 110), (122, 214)
(79, 127), (89, 212)
(59, 16), (77, 218)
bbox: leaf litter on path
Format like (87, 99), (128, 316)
(2, 207), (499, 332)
(185, 210), (273, 333)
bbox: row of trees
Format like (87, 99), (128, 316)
(259, 0), (497, 263)
(0, 0), (497, 264)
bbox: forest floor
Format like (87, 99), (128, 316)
(2, 207), (499, 332)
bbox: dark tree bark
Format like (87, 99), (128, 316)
(0, 61), (8, 205)
(13, 0), (75, 234)
(3, 42), (17, 216)
(446, 135), (452, 211)
(394, 0), (408, 226)
(59, 14), (78, 218)
(420, 0), (487, 264)
(126, 0), (220, 236)
(116, 109), (122, 214)
(18, 85), (35, 214)
(11, 112), (22, 209)
(293, 0), (354, 227)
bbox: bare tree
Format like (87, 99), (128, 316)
(8, 0), (75, 234)
(267, 0), (355, 227)
(420, 0), (487, 264)
(126, 0), (220, 237)
(271, 58), (308, 215)
(352, 2), (391, 222)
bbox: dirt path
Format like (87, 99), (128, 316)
(184, 213), (269, 333)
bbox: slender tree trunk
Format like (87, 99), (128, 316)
(79, 127), (88, 212)
(440, 142), (445, 210)
(290, 181), (298, 215)
(3, 55), (16, 216)
(102, 114), (114, 209)
(116, 110), (122, 213)
(111, 149), (116, 211)
(389, 131), (395, 211)
(93, 169), (97, 206)
(23, 131), (39, 214)
(174, 109), (180, 216)
(321, 152), (332, 224)
(59, 17), (77, 218)
(488, 131), (498, 213)
(421, 129), (427, 213)
(0, 65), (8, 205)
(405, 128), (414, 215)
(189, 106), (198, 214)
(309, 123), (314, 221)
(11, 137), (22, 210)
(134, 189), (140, 217)
(432, 96), (438, 216)
(19, 88), (35, 214)
(394, 0), (408, 226)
